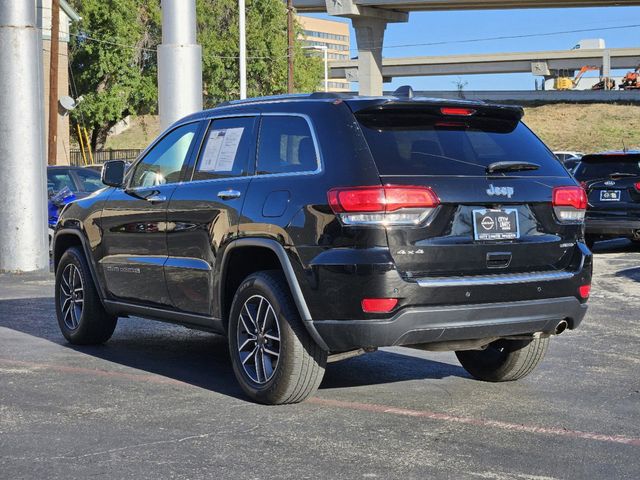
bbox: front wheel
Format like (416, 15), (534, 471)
(228, 271), (327, 404)
(55, 247), (117, 344)
(455, 337), (549, 382)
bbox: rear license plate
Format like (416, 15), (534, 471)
(473, 208), (520, 241)
(599, 190), (621, 201)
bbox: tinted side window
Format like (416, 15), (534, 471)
(130, 123), (199, 188)
(193, 116), (256, 181)
(47, 170), (75, 193)
(257, 116), (318, 175)
(74, 169), (103, 192)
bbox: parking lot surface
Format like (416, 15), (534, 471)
(1, 241), (639, 479)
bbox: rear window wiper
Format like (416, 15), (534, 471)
(486, 161), (540, 174)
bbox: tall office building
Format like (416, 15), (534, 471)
(297, 16), (351, 92)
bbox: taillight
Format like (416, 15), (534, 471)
(578, 284), (591, 299)
(552, 186), (587, 223)
(328, 185), (440, 226)
(440, 107), (476, 116)
(362, 298), (398, 313)
(634, 181), (640, 192)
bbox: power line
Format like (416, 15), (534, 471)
(45, 21), (640, 60)
(65, 30), (293, 60)
(352, 23), (640, 52)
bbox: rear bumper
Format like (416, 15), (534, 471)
(312, 297), (588, 352)
(585, 218), (640, 237)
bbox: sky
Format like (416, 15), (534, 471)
(307, 6), (640, 91)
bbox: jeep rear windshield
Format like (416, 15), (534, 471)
(356, 112), (566, 177)
(573, 155), (640, 181)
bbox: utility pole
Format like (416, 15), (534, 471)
(0, 1), (48, 272)
(158, 0), (203, 130)
(239, 0), (246, 99)
(47, 0), (60, 165)
(287, 0), (294, 93)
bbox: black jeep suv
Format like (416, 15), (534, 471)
(52, 92), (592, 404)
(572, 151), (640, 247)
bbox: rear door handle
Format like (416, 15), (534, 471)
(145, 194), (167, 203)
(217, 189), (242, 200)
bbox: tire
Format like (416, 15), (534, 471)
(585, 235), (596, 250)
(455, 337), (549, 382)
(55, 247), (117, 345)
(228, 270), (327, 405)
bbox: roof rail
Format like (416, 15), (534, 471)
(308, 92), (355, 99)
(215, 93), (309, 108)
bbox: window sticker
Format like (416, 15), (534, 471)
(198, 127), (244, 172)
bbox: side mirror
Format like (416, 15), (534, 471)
(101, 160), (126, 188)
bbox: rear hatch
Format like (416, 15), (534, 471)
(573, 153), (640, 220)
(351, 100), (584, 279)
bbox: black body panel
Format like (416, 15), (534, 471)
(54, 93), (592, 352)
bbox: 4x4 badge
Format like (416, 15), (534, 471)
(486, 184), (514, 198)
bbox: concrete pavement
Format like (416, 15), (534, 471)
(0, 240), (639, 479)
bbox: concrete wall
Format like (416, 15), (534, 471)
(39, 0), (72, 165)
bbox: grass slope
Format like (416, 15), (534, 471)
(523, 104), (640, 153)
(104, 104), (640, 154)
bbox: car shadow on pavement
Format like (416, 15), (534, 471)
(591, 238), (638, 254)
(0, 297), (467, 400)
(322, 350), (468, 389)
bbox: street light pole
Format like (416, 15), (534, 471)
(323, 46), (328, 93)
(239, 0), (246, 99)
(302, 45), (328, 92)
(287, 0), (294, 93)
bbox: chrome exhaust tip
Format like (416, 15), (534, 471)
(555, 320), (568, 335)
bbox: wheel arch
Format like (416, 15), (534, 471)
(219, 238), (328, 351)
(53, 229), (107, 302)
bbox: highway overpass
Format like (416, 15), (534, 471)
(390, 89), (640, 104)
(329, 48), (640, 81)
(292, 0), (640, 95)
(294, 0), (640, 12)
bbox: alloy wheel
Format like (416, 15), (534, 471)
(59, 264), (84, 330)
(237, 295), (281, 384)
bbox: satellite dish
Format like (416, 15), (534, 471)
(58, 96), (77, 114)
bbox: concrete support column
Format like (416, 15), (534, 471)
(0, 1), (48, 272)
(158, 0), (203, 130)
(602, 49), (611, 90)
(353, 17), (387, 96)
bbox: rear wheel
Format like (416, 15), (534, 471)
(585, 235), (597, 249)
(228, 271), (327, 404)
(55, 247), (117, 344)
(455, 337), (549, 382)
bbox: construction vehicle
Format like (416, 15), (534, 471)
(592, 78), (616, 90)
(555, 65), (599, 90)
(619, 66), (640, 90)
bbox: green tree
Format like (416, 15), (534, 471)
(68, 0), (160, 150)
(68, 0), (323, 149)
(197, 0), (323, 106)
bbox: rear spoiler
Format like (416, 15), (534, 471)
(348, 99), (524, 122)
